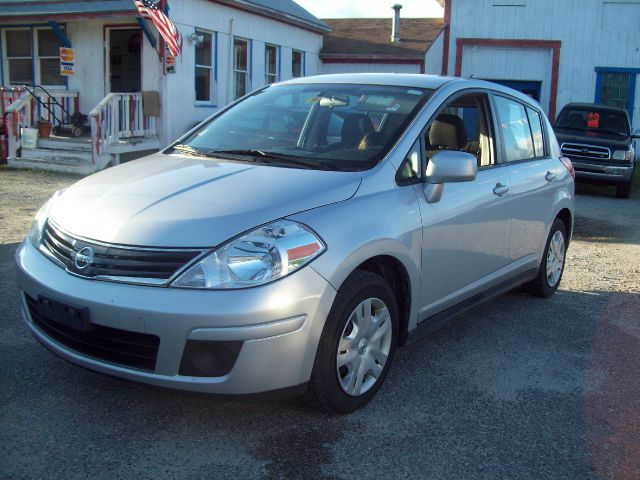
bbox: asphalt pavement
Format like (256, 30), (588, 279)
(1, 168), (638, 480)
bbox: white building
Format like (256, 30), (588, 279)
(0, 0), (327, 173)
(437, 0), (640, 126)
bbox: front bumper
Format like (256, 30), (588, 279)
(572, 160), (635, 183)
(15, 239), (337, 394)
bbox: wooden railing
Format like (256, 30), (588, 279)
(2, 88), (28, 161)
(89, 92), (157, 164)
(32, 90), (80, 125)
(4, 90), (32, 162)
(1, 87), (79, 161)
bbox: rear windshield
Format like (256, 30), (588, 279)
(555, 107), (629, 136)
(178, 83), (433, 171)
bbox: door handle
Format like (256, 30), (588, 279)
(493, 183), (509, 197)
(545, 171), (557, 182)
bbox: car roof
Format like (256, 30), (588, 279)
(278, 74), (544, 110)
(560, 102), (628, 114)
(279, 73), (457, 89)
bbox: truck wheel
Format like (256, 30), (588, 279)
(616, 181), (632, 199)
(304, 270), (398, 414)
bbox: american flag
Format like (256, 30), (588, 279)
(134, 0), (183, 56)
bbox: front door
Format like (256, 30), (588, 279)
(413, 92), (513, 321)
(108, 28), (142, 93)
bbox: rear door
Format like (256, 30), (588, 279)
(492, 94), (559, 265)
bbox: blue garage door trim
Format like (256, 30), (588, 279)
(595, 67), (640, 122)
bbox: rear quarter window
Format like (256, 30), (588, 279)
(494, 95), (536, 162)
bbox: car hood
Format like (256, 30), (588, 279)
(554, 128), (631, 149)
(49, 154), (361, 247)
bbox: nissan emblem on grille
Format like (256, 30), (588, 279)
(74, 246), (95, 270)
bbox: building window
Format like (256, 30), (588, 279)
(2, 27), (65, 86)
(195, 30), (214, 102)
(600, 73), (630, 111)
(265, 44), (278, 85)
(292, 50), (304, 78)
(595, 67), (639, 121)
(234, 38), (249, 100)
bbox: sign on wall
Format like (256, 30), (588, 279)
(164, 47), (176, 74)
(59, 47), (76, 76)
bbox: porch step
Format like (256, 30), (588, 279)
(37, 137), (91, 152)
(21, 147), (92, 166)
(8, 157), (99, 176)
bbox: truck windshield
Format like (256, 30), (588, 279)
(555, 107), (629, 136)
(175, 83), (433, 171)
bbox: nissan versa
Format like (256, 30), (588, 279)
(16, 74), (575, 413)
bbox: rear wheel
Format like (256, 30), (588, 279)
(304, 270), (398, 413)
(524, 218), (567, 298)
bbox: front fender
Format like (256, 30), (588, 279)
(290, 171), (423, 331)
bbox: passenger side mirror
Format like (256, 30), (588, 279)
(632, 129), (640, 139)
(423, 151), (478, 204)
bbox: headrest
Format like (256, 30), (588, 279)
(341, 114), (374, 147)
(429, 113), (467, 150)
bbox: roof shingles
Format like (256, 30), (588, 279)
(321, 18), (445, 59)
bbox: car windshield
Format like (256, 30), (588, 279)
(555, 107), (629, 136)
(175, 83), (433, 171)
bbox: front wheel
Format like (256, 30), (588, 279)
(523, 218), (567, 298)
(304, 270), (398, 413)
(616, 181), (632, 199)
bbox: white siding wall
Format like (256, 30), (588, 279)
(447, 0), (640, 126)
(424, 30), (444, 75)
(320, 62), (421, 74)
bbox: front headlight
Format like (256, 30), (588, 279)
(28, 191), (62, 248)
(612, 149), (633, 161)
(171, 220), (325, 289)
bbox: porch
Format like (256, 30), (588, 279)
(2, 88), (160, 174)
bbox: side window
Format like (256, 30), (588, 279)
(424, 93), (495, 168)
(494, 96), (535, 162)
(526, 107), (545, 157)
(397, 139), (422, 184)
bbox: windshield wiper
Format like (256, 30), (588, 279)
(596, 129), (627, 136)
(171, 144), (207, 156)
(556, 126), (587, 132)
(206, 149), (335, 170)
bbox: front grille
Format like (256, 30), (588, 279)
(561, 143), (611, 161)
(26, 294), (160, 371)
(41, 221), (203, 284)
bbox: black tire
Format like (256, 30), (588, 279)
(51, 125), (60, 136)
(304, 270), (399, 414)
(523, 218), (567, 298)
(616, 181), (632, 199)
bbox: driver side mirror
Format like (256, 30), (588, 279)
(423, 151), (478, 204)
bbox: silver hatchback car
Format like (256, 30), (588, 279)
(16, 74), (575, 413)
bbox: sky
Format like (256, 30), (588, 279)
(294, 0), (444, 19)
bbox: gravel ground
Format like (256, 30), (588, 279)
(1, 167), (639, 480)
